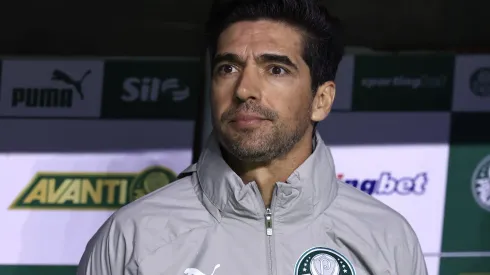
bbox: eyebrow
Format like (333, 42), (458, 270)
(257, 54), (298, 70)
(212, 53), (245, 68)
(212, 53), (298, 71)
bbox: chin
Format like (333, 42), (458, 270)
(221, 131), (262, 149)
(219, 124), (274, 144)
(229, 145), (273, 162)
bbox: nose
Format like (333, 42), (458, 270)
(234, 65), (262, 102)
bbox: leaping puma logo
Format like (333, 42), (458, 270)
(51, 69), (91, 100)
(184, 264), (220, 275)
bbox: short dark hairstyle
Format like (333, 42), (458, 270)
(205, 0), (344, 91)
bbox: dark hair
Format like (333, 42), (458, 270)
(205, 0), (344, 91)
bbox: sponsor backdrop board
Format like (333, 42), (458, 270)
(101, 58), (200, 119)
(318, 112), (451, 275)
(352, 54), (454, 111)
(0, 60), (104, 118)
(2, 55), (490, 274)
(452, 55), (490, 112)
(439, 112), (490, 275)
(0, 150), (191, 265)
(0, 58), (198, 274)
(329, 143), (449, 254)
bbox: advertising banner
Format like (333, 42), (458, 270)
(438, 112), (490, 273)
(317, 112), (452, 275)
(0, 60), (104, 118)
(452, 55), (490, 112)
(352, 55), (454, 111)
(0, 57), (199, 274)
(329, 144), (449, 255)
(0, 117), (195, 273)
(101, 58), (200, 119)
(0, 150), (192, 265)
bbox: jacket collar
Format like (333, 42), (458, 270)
(196, 131), (338, 224)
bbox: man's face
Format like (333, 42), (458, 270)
(211, 20), (315, 162)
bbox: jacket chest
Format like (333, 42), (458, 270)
(137, 223), (375, 275)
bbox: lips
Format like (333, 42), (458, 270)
(231, 113), (266, 122)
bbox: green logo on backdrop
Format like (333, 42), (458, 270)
(9, 166), (177, 210)
(470, 67), (490, 97)
(441, 146), (490, 253)
(101, 59), (199, 119)
(472, 155), (490, 212)
(352, 55), (454, 111)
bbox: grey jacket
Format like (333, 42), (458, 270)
(77, 132), (428, 275)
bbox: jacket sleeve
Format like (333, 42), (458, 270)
(77, 215), (135, 275)
(394, 221), (428, 275)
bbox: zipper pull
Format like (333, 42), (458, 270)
(265, 208), (273, 236)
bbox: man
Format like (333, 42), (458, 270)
(78, 0), (428, 274)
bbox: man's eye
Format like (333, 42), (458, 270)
(218, 65), (237, 74)
(269, 66), (287, 75)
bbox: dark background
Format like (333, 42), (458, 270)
(1, 0), (488, 56)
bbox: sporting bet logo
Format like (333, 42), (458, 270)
(337, 172), (428, 196)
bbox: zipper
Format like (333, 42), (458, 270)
(265, 206), (274, 275)
(252, 182), (277, 275)
(264, 190), (277, 275)
(265, 208), (273, 236)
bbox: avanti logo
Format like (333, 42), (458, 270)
(121, 77), (190, 103)
(9, 166), (177, 210)
(11, 69), (91, 108)
(337, 172), (428, 195)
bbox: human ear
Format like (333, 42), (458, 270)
(311, 81), (335, 122)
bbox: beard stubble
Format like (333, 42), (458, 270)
(216, 101), (312, 163)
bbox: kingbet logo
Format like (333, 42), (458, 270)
(337, 172), (428, 195)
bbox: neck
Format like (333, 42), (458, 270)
(224, 131), (314, 207)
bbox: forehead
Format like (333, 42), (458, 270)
(217, 20), (304, 58)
